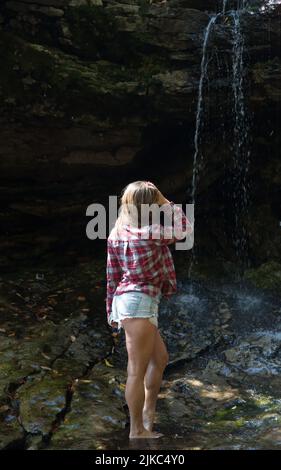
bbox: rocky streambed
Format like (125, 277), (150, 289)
(1, 258), (281, 450)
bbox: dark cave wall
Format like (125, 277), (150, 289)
(0, 0), (280, 270)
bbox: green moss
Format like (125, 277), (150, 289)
(208, 398), (265, 427)
(0, 30), (167, 123)
(252, 58), (281, 84)
(18, 373), (69, 435)
(65, 3), (169, 66)
(0, 32), (115, 119)
(212, 402), (258, 421)
(244, 261), (281, 292)
(137, 55), (169, 86)
(252, 58), (281, 102)
(252, 394), (281, 413)
(139, 0), (151, 16)
(64, 4), (118, 59)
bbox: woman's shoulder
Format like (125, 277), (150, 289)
(108, 225), (131, 242)
(108, 224), (152, 242)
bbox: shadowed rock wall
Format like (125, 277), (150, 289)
(0, 0), (280, 271)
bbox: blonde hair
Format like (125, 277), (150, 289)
(114, 180), (161, 235)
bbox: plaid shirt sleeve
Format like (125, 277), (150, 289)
(150, 201), (193, 245)
(106, 240), (122, 322)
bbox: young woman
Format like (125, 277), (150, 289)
(106, 181), (193, 439)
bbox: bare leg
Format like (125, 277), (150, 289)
(122, 318), (164, 439)
(143, 330), (169, 431)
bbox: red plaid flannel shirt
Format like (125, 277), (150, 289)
(106, 201), (193, 324)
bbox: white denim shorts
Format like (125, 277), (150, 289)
(109, 291), (161, 331)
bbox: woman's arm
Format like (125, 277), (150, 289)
(150, 196), (193, 245)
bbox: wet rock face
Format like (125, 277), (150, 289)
(2, 269), (281, 450)
(0, 262), (118, 450)
(222, 331), (281, 376)
(0, 0), (280, 269)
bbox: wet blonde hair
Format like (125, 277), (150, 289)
(115, 180), (161, 235)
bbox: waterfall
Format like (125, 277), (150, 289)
(230, 7), (251, 270)
(188, 0), (251, 281)
(191, 15), (218, 205)
(188, 14), (219, 282)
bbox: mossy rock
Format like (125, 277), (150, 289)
(244, 261), (281, 293)
(0, 30), (166, 123)
(64, 4), (117, 59)
(251, 58), (281, 103)
(0, 33), (158, 122)
(17, 372), (69, 436)
(48, 363), (127, 450)
(64, 3), (166, 63)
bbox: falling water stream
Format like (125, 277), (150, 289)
(187, 13), (219, 281)
(188, 0), (251, 280)
(230, 5), (251, 270)
(190, 14), (218, 206)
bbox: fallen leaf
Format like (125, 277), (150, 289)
(36, 315), (47, 321)
(41, 352), (51, 360)
(40, 365), (52, 371)
(104, 358), (114, 368)
(0, 405), (9, 412)
(16, 293), (25, 300)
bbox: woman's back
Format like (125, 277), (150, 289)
(106, 199), (193, 324)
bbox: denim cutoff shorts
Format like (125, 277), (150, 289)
(109, 291), (161, 331)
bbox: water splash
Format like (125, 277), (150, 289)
(235, 293), (262, 311)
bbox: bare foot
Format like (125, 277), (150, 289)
(129, 429), (164, 439)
